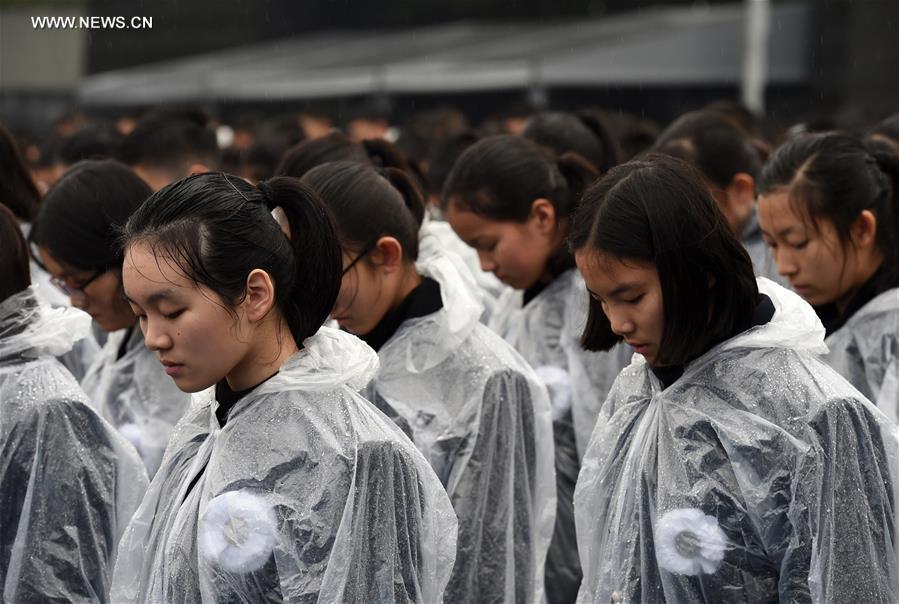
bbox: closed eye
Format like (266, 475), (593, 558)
(163, 309), (185, 320)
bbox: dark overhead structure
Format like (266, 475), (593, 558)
(78, 3), (810, 115)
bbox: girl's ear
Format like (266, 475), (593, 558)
(529, 198), (557, 234)
(850, 209), (878, 250)
(244, 268), (277, 322)
(370, 236), (404, 274)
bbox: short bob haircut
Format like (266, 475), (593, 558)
(569, 153), (759, 366)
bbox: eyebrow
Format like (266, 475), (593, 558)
(760, 225), (799, 239)
(123, 289), (176, 306)
(586, 284), (638, 299)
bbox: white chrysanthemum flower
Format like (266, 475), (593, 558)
(200, 491), (278, 573)
(655, 508), (727, 576)
(534, 365), (572, 419)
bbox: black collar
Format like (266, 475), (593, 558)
(359, 277), (443, 352)
(650, 293), (776, 390)
(214, 371), (278, 427)
(523, 255), (575, 307)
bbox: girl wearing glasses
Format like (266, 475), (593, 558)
(301, 161), (556, 603)
(111, 172), (456, 603)
(31, 159), (191, 476)
(0, 204), (148, 602)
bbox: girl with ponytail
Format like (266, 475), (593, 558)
(441, 134), (632, 603)
(112, 172), (457, 603)
(301, 161), (556, 604)
(758, 132), (899, 417)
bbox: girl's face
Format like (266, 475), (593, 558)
(444, 199), (558, 290)
(38, 246), (135, 332)
(575, 249), (665, 367)
(331, 250), (394, 336)
(758, 190), (866, 308)
(122, 242), (255, 393)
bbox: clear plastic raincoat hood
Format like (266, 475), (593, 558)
(823, 287), (899, 422)
(81, 322), (193, 475)
(574, 278), (899, 603)
(110, 326), (458, 603)
(0, 287), (148, 602)
(368, 244), (557, 603)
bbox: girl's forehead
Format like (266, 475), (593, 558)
(123, 243), (194, 296)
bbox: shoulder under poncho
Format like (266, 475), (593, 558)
(81, 321), (193, 475)
(368, 248), (556, 603)
(488, 268), (632, 458)
(110, 327), (458, 603)
(823, 287), (899, 422)
(489, 267), (632, 602)
(575, 278), (899, 603)
(0, 287), (148, 602)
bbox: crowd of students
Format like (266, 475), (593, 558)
(1, 100), (898, 603)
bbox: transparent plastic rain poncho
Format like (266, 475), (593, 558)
(575, 278), (899, 603)
(488, 268), (632, 602)
(0, 287), (148, 602)
(419, 218), (512, 325)
(488, 268), (632, 458)
(365, 246), (556, 603)
(823, 287), (899, 422)
(81, 322), (193, 475)
(110, 326), (458, 603)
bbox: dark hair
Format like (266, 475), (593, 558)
(523, 111), (622, 174)
(866, 113), (899, 158)
(0, 123), (41, 222)
(117, 109), (219, 172)
(441, 134), (597, 223)
(653, 110), (762, 190)
(0, 204), (31, 302)
(56, 123), (122, 166)
(589, 109), (659, 162)
(32, 159), (152, 272)
(758, 132), (899, 282)
(569, 153), (759, 365)
(275, 131), (417, 178)
(427, 131), (479, 199)
(121, 173), (341, 346)
(301, 161), (425, 261)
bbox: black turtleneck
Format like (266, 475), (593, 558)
(815, 265), (896, 337)
(522, 253), (576, 307)
(359, 277), (443, 352)
(650, 294), (776, 390)
(213, 371), (278, 427)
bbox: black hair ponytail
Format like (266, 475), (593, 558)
(556, 152), (599, 218)
(257, 177), (342, 344)
(121, 172), (341, 347)
(302, 161), (423, 262)
(441, 134), (597, 225)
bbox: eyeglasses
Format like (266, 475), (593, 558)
(342, 241), (378, 276)
(50, 269), (106, 297)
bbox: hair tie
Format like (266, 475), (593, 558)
(256, 181), (277, 210)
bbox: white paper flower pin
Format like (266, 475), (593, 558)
(655, 508), (727, 576)
(200, 490), (278, 573)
